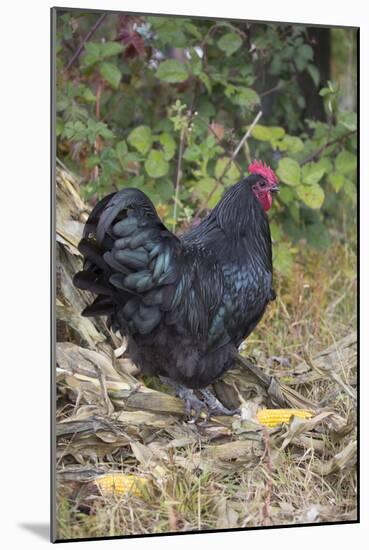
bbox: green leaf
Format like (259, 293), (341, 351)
(343, 179), (357, 203)
(218, 32), (243, 56)
(183, 144), (201, 162)
(116, 140), (128, 163)
(278, 186), (295, 205)
(100, 62), (122, 89)
(251, 125), (285, 142)
(85, 155), (100, 169)
(273, 242), (295, 275)
(99, 151), (114, 167)
(317, 157), (333, 173)
(118, 175), (145, 189)
(277, 135), (304, 153)
(199, 71), (212, 94)
(337, 112), (357, 131)
(93, 121), (115, 140)
(99, 41), (124, 59)
(277, 158), (301, 186)
(305, 222), (331, 250)
(269, 222), (283, 242)
(55, 117), (64, 136)
(158, 133), (176, 160)
(295, 44), (314, 71)
(329, 172), (345, 192)
(319, 88), (330, 97)
(230, 87), (260, 108)
(155, 59), (189, 83)
(73, 85), (96, 103)
(196, 98), (216, 119)
(194, 177), (222, 208)
(296, 183), (325, 209)
(144, 150), (169, 178)
(215, 157), (241, 184)
(335, 150), (357, 174)
(298, 44), (313, 61)
(184, 22), (203, 39)
(148, 17), (187, 47)
(77, 41), (123, 73)
(302, 162), (326, 185)
(101, 157), (120, 175)
(120, 152), (142, 170)
(269, 55), (283, 76)
(82, 42), (101, 67)
(127, 126), (153, 155)
(56, 95), (69, 112)
(307, 64), (320, 87)
(154, 179), (175, 203)
(189, 48), (202, 76)
(297, 95), (306, 109)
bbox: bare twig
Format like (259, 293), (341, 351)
(200, 22), (246, 73)
(260, 78), (293, 98)
(232, 110), (262, 159)
(200, 23), (219, 49)
(63, 13), (108, 73)
(195, 110), (262, 217)
(300, 129), (357, 166)
(201, 21), (247, 51)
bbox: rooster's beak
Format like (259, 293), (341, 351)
(271, 184), (279, 193)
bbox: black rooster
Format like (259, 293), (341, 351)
(74, 161), (279, 417)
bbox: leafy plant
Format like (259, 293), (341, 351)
(56, 12), (357, 274)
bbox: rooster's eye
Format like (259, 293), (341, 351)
(259, 180), (266, 187)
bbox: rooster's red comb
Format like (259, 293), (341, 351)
(248, 160), (278, 185)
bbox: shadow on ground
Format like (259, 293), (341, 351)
(18, 523), (49, 541)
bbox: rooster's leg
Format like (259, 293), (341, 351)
(160, 378), (239, 420)
(199, 388), (240, 417)
(179, 387), (208, 421)
(159, 377), (207, 421)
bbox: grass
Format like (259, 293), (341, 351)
(57, 235), (356, 539)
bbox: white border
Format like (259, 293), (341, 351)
(1, 1), (366, 548)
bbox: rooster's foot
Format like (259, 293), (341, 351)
(159, 378), (239, 421)
(181, 389), (208, 422)
(199, 388), (240, 417)
(159, 377), (207, 421)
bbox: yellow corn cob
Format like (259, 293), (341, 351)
(94, 473), (148, 498)
(256, 408), (314, 428)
